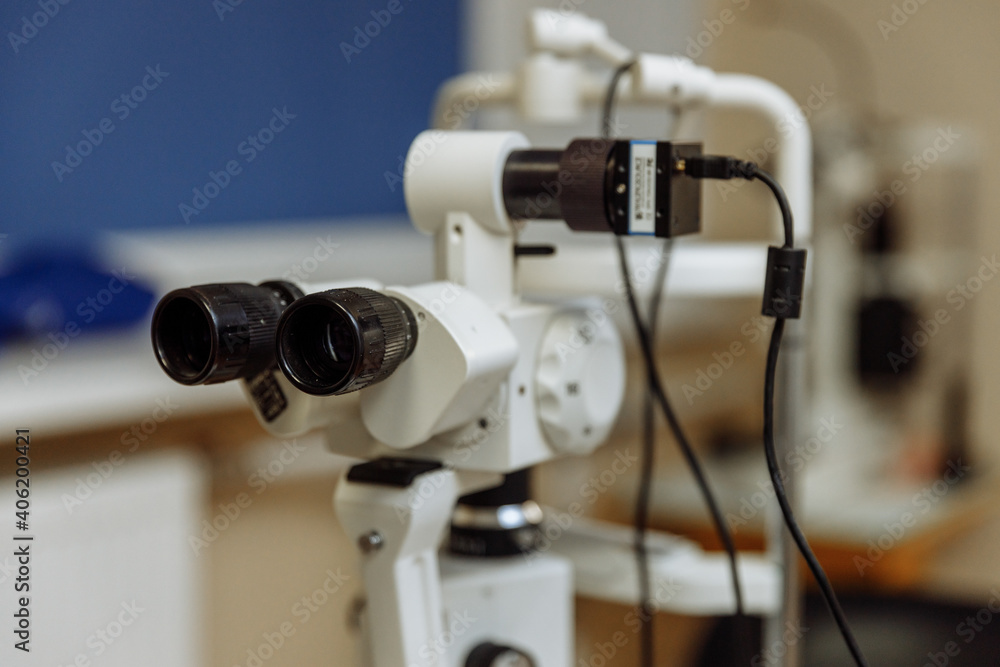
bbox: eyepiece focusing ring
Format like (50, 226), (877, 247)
(151, 281), (301, 385)
(275, 287), (417, 396)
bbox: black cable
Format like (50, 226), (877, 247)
(603, 60), (658, 667)
(749, 177), (869, 666)
(601, 63), (746, 667)
(636, 237), (670, 667)
(752, 169), (794, 249)
(681, 154), (794, 248)
(686, 152), (868, 664)
(762, 320), (868, 666)
(602, 60), (636, 139)
(614, 236), (747, 615)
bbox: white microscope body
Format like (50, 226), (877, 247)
(326, 130), (626, 667)
(222, 130), (628, 666)
(150, 9), (812, 666)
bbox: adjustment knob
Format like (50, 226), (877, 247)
(535, 310), (625, 455)
(465, 642), (535, 666)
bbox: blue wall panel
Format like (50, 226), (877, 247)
(0, 0), (460, 247)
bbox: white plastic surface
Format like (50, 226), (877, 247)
(708, 73), (814, 241)
(545, 513), (780, 616)
(0, 450), (207, 666)
(329, 302), (628, 473)
(535, 310), (626, 455)
(518, 231), (771, 300)
(436, 211), (515, 307)
(519, 53), (584, 124)
(361, 282), (519, 449)
(528, 9), (631, 65)
(336, 467), (499, 667)
(440, 552), (573, 667)
(631, 53), (715, 105)
(404, 131), (529, 236)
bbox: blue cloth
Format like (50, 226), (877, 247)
(0, 250), (155, 343)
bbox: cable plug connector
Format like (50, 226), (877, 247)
(762, 246), (807, 319)
(683, 155), (758, 180)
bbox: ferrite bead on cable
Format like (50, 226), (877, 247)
(761, 246), (807, 319)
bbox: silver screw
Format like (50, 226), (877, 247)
(358, 531), (384, 554)
(616, 183), (627, 194)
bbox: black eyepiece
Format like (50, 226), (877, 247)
(151, 281), (302, 385)
(276, 287), (417, 396)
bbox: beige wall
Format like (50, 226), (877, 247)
(701, 0), (1000, 466)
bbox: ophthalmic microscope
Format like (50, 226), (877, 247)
(149, 10), (817, 667)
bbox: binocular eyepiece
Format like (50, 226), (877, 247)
(151, 281), (303, 385)
(275, 287), (417, 396)
(151, 283), (417, 396)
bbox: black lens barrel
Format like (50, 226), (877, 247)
(502, 141), (614, 231)
(502, 149), (565, 221)
(151, 281), (302, 385)
(275, 287), (417, 396)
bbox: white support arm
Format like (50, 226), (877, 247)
(431, 54), (813, 244)
(527, 9), (632, 66)
(706, 73), (813, 242)
(431, 72), (516, 131)
(595, 54), (814, 243)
